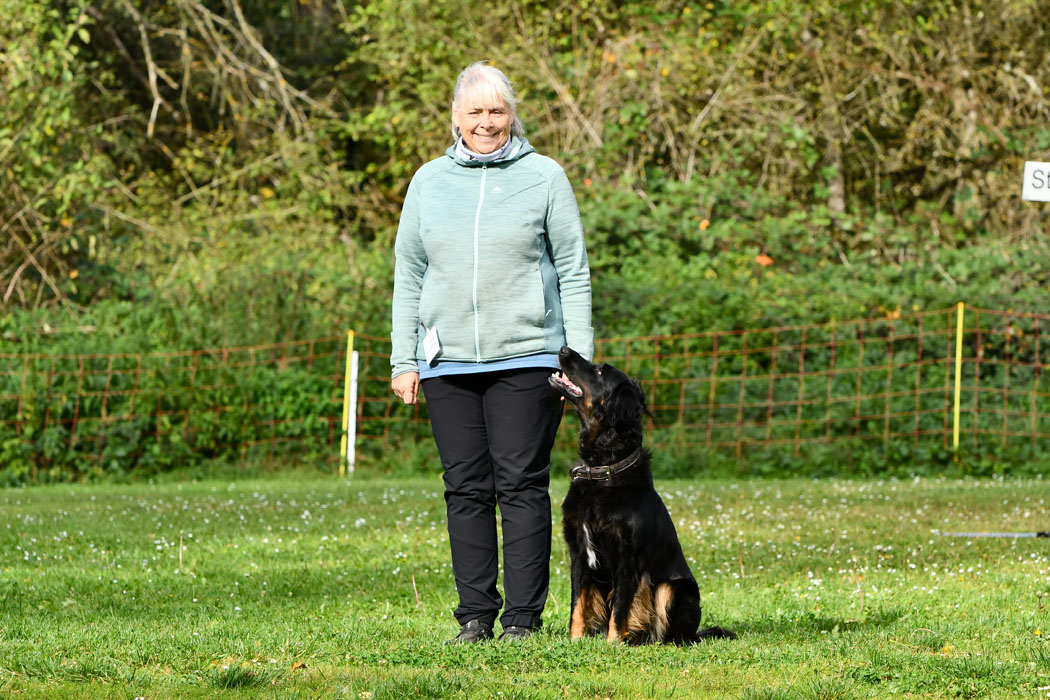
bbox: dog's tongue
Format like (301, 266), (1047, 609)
(550, 371), (583, 398)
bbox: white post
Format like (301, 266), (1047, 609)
(339, 331), (359, 478)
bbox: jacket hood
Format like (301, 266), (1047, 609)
(446, 136), (536, 167)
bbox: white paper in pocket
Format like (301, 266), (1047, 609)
(424, 326), (441, 364)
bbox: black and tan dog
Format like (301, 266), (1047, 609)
(549, 347), (735, 645)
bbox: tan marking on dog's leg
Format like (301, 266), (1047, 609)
(606, 607), (621, 643)
(653, 582), (674, 643)
(624, 575), (655, 643)
(591, 590), (609, 634)
(570, 589), (588, 639)
(606, 588), (622, 643)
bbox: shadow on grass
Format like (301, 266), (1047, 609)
(724, 606), (907, 639)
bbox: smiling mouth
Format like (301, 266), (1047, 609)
(549, 371), (583, 398)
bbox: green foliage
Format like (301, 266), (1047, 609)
(4, 0), (1050, 480)
(0, 0), (118, 307)
(0, 356), (341, 484)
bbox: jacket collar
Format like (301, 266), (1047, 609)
(446, 135), (535, 167)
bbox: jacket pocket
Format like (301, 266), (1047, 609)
(416, 271), (478, 360)
(476, 262), (547, 357)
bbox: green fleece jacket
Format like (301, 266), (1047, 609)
(391, 137), (593, 378)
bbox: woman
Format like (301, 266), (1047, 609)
(390, 62), (593, 644)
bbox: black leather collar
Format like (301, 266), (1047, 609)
(571, 449), (643, 482)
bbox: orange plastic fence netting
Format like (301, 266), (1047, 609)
(596, 305), (1048, 456)
(0, 337), (348, 469)
(1, 305), (1047, 469)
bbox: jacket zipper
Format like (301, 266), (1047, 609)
(472, 165), (487, 362)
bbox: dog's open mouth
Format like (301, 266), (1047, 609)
(549, 371), (583, 398)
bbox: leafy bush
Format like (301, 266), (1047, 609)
(3, 0), (1050, 480)
(0, 357), (342, 484)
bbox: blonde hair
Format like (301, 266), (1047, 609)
(450, 62), (525, 140)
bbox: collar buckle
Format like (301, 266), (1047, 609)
(571, 449), (642, 482)
(571, 464), (611, 481)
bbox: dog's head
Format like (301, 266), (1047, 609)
(548, 347), (648, 461)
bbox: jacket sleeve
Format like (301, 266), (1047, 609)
(545, 168), (594, 360)
(390, 173), (427, 378)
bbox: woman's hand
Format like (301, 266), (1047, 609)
(391, 372), (420, 405)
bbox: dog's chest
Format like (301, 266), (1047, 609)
(580, 523), (599, 569)
(564, 496), (626, 573)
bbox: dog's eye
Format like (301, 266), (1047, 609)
(596, 366), (603, 375)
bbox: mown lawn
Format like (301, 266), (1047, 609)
(2, 471), (1049, 699)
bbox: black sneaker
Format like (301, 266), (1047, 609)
(498, 625), (538, 641)
(445, 619), (493, 645)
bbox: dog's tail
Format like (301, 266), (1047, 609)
(687, 626), (737, 643)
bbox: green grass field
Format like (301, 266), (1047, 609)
(2, 471), (1049, 699)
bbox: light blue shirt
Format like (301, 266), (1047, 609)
(418, 353), (560, 380)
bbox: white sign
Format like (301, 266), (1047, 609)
(1023, 161), (1050, 202)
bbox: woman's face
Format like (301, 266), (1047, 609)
(453, 97), (512, 154)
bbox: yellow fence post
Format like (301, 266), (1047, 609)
(340, 330), (357, 477)
(952, 303), (965, 461)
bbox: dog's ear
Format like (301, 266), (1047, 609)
(635, 378), (653, 419)
(606, 378), (648, 426)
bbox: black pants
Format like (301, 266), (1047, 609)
(421, 367), (563, 630)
